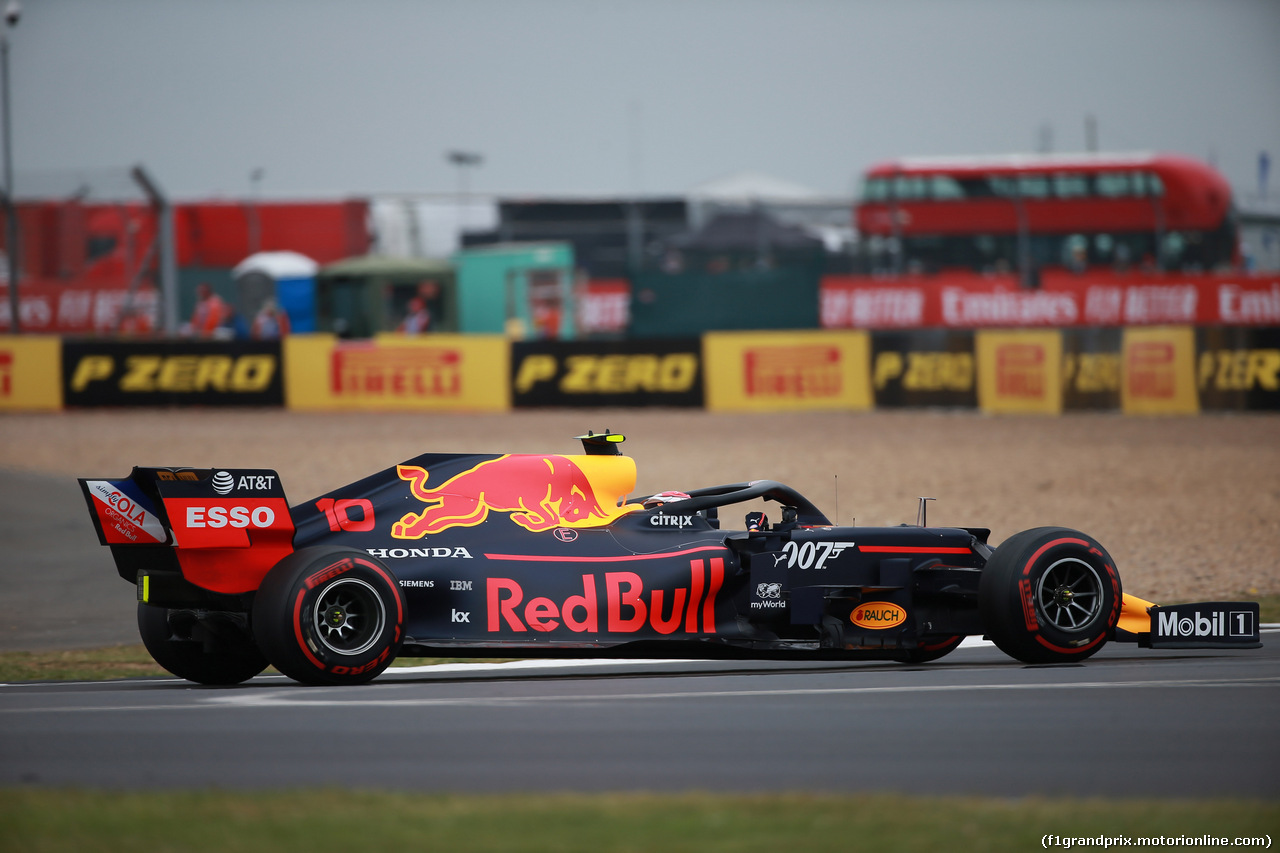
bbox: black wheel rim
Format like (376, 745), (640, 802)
(312, 577), (386, 656)
(1035, 557), (1103, 632)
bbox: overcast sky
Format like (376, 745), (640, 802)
(10, 0), (1279, 202)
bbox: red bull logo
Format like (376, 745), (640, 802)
(392, 454), (619, 537)
(487, 559), (725, 635)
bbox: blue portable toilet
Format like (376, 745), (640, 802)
(232, 251), (320, 333)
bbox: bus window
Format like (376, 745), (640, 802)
(988, 177), (1016, 197)
(1062, 234), (1089, 272)
(892, 175), (928, 199)
(1162, 232), (1186, 267)
(1053, 173), (1089, 198)
(958, 177), (998, 197)
(863, 178), (889, 201)
(1132, 171), (1164, 197)
(1018, 175), (1050, 198)
(1094, 233), (1115, 259)
(929, 175), (965, 200)
(1095, 172), (1131, 197)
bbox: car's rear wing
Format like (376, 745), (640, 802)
(79, 467), (295, 596)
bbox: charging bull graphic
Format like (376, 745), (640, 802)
(392, 454), (621, 537)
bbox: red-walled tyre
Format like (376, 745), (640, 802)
(978, 527), (1122, 664)
(252, 547), (405, 686)
(138, 604), (269, 686)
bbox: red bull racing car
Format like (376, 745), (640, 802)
(79, 431), (1261, 686)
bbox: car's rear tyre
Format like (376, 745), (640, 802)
(893, 634), (964, 663)
(137, 603), (269, 685)
(252, 547), (405, 686)
(979, 527), (1121, 664)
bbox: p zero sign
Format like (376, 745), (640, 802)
(512, 338), (703, 407)
(62, 340), (283, 407)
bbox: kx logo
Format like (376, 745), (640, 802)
(451, 610), (470, 623)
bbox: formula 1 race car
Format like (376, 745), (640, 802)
(80, 431), (1262, 686)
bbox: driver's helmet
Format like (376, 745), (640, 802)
(643, 490), (691, 509)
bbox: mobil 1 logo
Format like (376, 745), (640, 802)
(1149, 601), (1262, 649)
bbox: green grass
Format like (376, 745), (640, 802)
(0, 644), (166, 683)
(0, 790), (1275, 853)
(1243, 592), (1279, 623)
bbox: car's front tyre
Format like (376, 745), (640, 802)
(252, 547), (405, 686)
(978, 527), (1121, 664)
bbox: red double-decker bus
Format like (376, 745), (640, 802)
(856, 152), (1237, 277)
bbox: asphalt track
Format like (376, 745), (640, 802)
(3, 640), (1277, 797)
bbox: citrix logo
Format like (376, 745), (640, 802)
(649, 514), (694, 528)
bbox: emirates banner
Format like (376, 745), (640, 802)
(821, 272), (1280, 330)
(0, 281), (159, 334)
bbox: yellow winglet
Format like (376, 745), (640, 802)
(1118, 592), (1157, 636)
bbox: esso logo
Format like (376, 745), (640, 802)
(185, 505), (276, 529)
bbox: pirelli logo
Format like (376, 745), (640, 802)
(743, 345), (842, 398)
(61, 342), (284, 407)
(1127, 342), (1176, 399)
(995, 343), (1045, 398)
(331, 346), (462, 398)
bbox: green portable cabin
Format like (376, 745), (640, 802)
(454, 242), (576, 339)
(315, 255), (458, 337)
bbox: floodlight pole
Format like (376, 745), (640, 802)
(2, 8), (18, 333)
(447, 150), (483, 232)
(131, 165), (179, 335)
